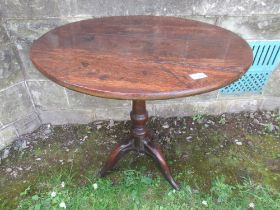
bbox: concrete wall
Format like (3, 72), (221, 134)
(1, 0), (280, 149)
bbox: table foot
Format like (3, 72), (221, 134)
(144, 141), (180, 190)
(99, 140), (134, 177)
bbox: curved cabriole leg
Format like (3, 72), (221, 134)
(144, 141), (180, 190)
(100, 140), (133, 177)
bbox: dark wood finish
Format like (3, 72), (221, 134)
(30, 16), (253, 190)
(30, 16), (253, 100)
(100, 100), (179, 190)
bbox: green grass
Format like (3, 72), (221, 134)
(15, 170), (280, 210)
(192, 114), (205, 124)
(1, 113), (280, 209)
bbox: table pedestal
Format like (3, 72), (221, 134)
(100, 100), (179, 190)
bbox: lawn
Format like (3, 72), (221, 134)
(0, 111), (280, 209)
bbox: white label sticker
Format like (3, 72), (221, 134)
(189, 73), (208, 80)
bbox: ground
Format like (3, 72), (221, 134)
(0, 111), (280, 209)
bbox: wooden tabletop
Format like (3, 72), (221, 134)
(30, 16), (253, 100)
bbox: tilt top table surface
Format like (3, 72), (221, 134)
(30, 16), (253, 190)
(30, 16), (252, 100)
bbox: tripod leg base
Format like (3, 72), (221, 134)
(100, 100), (179, 190)
(100, 136), (179, 190)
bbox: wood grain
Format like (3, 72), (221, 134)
(30, 16), (253, 100)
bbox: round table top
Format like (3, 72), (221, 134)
(30, 16), (253, 100)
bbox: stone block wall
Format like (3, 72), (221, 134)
(1, 0), (280, 150)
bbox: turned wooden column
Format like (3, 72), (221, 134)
(130, 100), (148, 152)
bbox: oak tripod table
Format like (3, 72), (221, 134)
(30, 16), (252, 190)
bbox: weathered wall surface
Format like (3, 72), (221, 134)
(1, 0), (280, 149)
